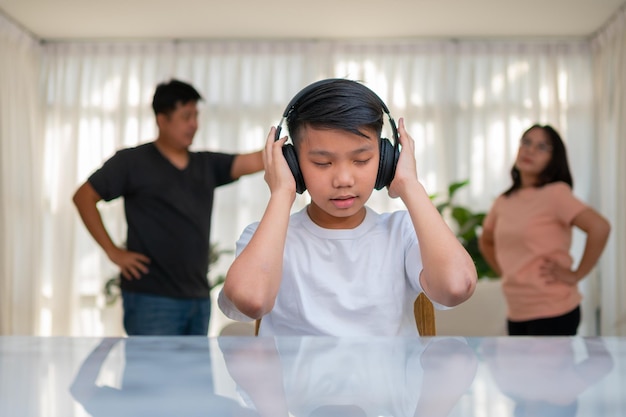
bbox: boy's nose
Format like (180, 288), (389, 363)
(332, 166), (356, 188)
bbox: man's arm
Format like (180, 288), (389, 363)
(69, 338), (122, 402)
(73, 182), (119, 256)
(231, 150), (264, 179)
(72, 182), (149, 279)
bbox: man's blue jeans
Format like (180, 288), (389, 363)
(122, 291), (211, 336)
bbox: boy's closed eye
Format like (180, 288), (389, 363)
(312, 160), (332, 167)
(310, 157), (373, 167)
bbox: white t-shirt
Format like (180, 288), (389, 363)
(218, 206), (426, 336)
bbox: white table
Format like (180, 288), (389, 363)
(0, 335), (623, 416)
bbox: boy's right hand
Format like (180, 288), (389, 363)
(263, 127), (297, 199)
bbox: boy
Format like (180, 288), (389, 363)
(218, 78), (476, 336)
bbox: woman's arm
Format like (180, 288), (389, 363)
(550, 207), (611, 285)
(478, 227), (502, 276)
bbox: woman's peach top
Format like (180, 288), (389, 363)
(482, 182), (587, 321)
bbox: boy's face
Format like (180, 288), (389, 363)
(298, 126), (379, 229)
(157, 101), (199, 149)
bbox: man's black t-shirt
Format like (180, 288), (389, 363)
(89, 142), (236, 298)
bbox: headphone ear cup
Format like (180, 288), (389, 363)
(375, 138), (398, 190)
(282, 143), (306, 194)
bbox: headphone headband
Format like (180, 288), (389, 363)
(276, 78), (398, 144)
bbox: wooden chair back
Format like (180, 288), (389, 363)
(414, 292), (436, 336)
(255, 293), (436, 336)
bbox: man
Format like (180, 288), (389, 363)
(73, 79), (263, 335)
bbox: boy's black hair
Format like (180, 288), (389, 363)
(151, 79), (203, 116)
(504, 124), (573, 196)
(285, 79), (384, 149)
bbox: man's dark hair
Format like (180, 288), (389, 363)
(504, 124), (573, 197)
(151, 79), (202, 116)
(286, 79), (384, 149)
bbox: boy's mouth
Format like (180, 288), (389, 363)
(331, 196), (356, 209)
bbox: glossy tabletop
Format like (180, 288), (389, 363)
(0, 335), (624, 417)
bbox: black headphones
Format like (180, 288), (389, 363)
(275, 79), (400, 194)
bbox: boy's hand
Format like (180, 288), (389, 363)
(263, 127), (297, 198)
(387, 117), (419, 199)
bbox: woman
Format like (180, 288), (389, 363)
(479, 124), (610, 336)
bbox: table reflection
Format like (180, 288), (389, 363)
(482, 337), (614, 417)
(69, 336), (477, 417)
(219, 337), (478, 417)
(69, 337), (259, 416)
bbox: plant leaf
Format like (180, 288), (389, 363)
(448, 179), (469, 199)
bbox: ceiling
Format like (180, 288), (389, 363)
(0, 0), (624, 41)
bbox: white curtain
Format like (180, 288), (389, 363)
(39, 39), (601, 336)
(0, 14), (43, 335)
(591, 3), (626, 336)
(3, 9), (621, 335)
